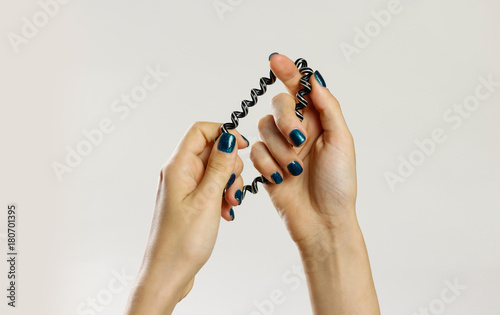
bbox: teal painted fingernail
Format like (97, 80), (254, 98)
(290, 129), (306, 147)
(229, 208), (235, 221)
(242, 135), (250, 147)
(218, 133), (236, 153)
(226, 173), (236, 188)
(271, 172), (283, 184)
(235, 189), (242, 205)
(287, 161), (303, 176)
(314, 70), (326, 88)
(269, 52), (279, 60)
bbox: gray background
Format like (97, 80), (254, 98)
(1, 0), (499, 314)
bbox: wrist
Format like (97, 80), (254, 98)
(125, 253), (194, 315)
(126, 264), (190, 315)
(293, 208), (380, 314)
(295, 211), (364, 268)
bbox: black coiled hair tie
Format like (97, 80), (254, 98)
(222, 58), (314, 201)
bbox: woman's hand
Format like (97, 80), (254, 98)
(251, 54), (379, 314)
(251, 54), (357, 249)
(125, 122), (248, 315)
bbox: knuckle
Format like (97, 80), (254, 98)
(250, 141), (265, 162)
(159, 159), (173, 178)
(337, 129), (354, 145)
(189, 121), (217, 134)
(159, 158), (184, 185)
(258, 115), (274, 131)
(189, 121), (203, 131)
(235, 156), (244, 174)
(331, 94), (340, 106)
(271, 92), (293, 105)
(207, 158), (230, 176)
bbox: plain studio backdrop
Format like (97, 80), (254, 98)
(1, 0), (499, 314)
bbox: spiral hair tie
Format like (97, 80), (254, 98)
(222, 57), (314, 201)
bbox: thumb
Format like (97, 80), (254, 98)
(191, 132), (238, 205)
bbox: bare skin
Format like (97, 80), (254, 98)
(124, 54), (380, 315)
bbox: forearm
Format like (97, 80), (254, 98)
(125, 282), (178, 315)
(124, 257), (192, 315)
(297, 212), (380, 315)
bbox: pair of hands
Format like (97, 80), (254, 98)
(126, 54), (360, 313)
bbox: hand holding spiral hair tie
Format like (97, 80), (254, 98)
(221, 56), (314, 202)
(125, 53), (380, 315)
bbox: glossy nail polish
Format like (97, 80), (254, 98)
(229, 208), (235, 221)
(226, 173), (236, 188)
(218, 133), (236, 153)
(271, 172), (283, 184)
(235, 189), (242, 205)
(314, 70), (326, 88)
(290, 129), (306, 147)
(242, 135), (250, 147)
(269, 52), (279, 60)
(287, 161), (303, 176)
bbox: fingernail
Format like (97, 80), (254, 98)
(218, 133), (236, 153)
(235, 189), (242, 205)
(226, 173), (236, 189)
(242, 135), (250, 147)
(229, 208), (235, 221)
(271, 172), (283, 184)
(268, 52), (279, 60)
(287, 161), (303, 176)
(290, 129), (306, 147)
(314, 70), (326, 88)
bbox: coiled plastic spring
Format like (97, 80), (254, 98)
(221, 58), (314, 200)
